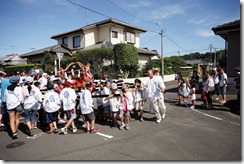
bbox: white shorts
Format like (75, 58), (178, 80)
(191, 94), (196, 100)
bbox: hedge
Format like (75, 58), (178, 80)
(4, 64), (44, 75)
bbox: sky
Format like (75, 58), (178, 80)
(0, 0), (240, 57)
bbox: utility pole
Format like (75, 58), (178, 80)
(209, 44), (213, 70)
(157, 23), (164, 79)
(177, 51), (180, 56)
(214, 48), (217, 68)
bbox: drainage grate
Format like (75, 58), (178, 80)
(6, 142), (25, 149)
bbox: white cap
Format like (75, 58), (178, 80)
(111, 83), (118, 90)
(26, 76), (34, 83)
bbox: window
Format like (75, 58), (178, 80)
(73, 36), (80, 48)
(112, 31), (118, 38)
(62, 37), (68, 46)
(124, 31), (135, 44)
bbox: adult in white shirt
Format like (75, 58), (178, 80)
(144, 69), (166, 123)
(38, 73), (48, 90)
(219, 68), (228, 104)
(5, 76), (24, 139)
(204, 72), (215, 109)
(212, 68), (220, 100)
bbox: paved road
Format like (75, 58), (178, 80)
(0, 81), (241, 160)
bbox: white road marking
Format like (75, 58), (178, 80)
(26, 132), (45, 139)
(191, 108), (240, 126)
(96, 132), (114, 139)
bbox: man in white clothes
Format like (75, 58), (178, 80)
(144, 69), (166, 123)
(38, 73), (48, 90)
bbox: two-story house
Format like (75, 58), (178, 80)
(20, 18), (159, 72)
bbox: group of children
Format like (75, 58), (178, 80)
(1, 69), (150, 139)
(177, 78), (196, 109)
(95, 78), (146, 130)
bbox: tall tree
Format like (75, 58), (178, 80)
(76, 48), (114, 78)
(113, 43), (138, 78)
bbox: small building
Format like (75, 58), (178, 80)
(20, 44), (71, 64)
(0, 54), (27, 69)
(212, 19), (240, 82)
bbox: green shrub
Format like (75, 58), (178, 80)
(4, 64), (44, 75)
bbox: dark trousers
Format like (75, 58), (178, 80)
(1, 102), (9, 126)
(206, 91), (214, 104)
(214, 84), (220, 96)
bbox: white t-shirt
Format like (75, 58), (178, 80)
(205, 78), (215, 92)
(60, 87), (77, 111)
(38, 77), (47, 89)
(43, 90), (60, 113)
(79, 89), (94, 114)
(109, 91), (121, 112)
(133, 87), (145, 102)
(219, 73), (228, 87)
(212, 73), (219, 84)
(102, 86), (111, 107)
(121, 91), (134, 111)
(5, 85), (23, 110)
(144, 76), (165, 102)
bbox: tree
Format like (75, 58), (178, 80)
(113, 43), (138, 78)
(76, 48), (114, 78)
(44, 51), (54, 72)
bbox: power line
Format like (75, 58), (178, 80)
(141, 34), (159, 46)
(106, 0), (155, 25)
(164, 34), (189, 52)
(65, 0), (111, 19)
(60, 0), (96, 24)
(0, 14), (71, 29)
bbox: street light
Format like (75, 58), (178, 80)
(156, 23), (164, 79)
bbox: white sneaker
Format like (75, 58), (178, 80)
(61, 127), (68, 135)
(73, 127), (78, 133)
(125, 124), (130, 130)
(82, 123), (87, 128)
(190, 106), (195, 109)
(220, 100), (226, 104)
(119, 123), (125, 130)
(156, 119), (162, 123)
(58, 119), (66, 124)
(162, 113), (166, 119)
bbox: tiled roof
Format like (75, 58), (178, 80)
(0, 54), (27, 66)
(51, 18), (147, 39)
(212, 19), (240, 32)
(20, 44), (71, 57)
(138, 48), (159, 55)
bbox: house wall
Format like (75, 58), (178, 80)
(27, 54), (45, 64)
(138, 53), (151, 70)
(57, 32), (85, 49)
(98, 26), (110, 43)
(54, 24), (141, 49)
(110, 26), (124, 45)
(227, 30), (240, 77)
(84, 28), (98, 47)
